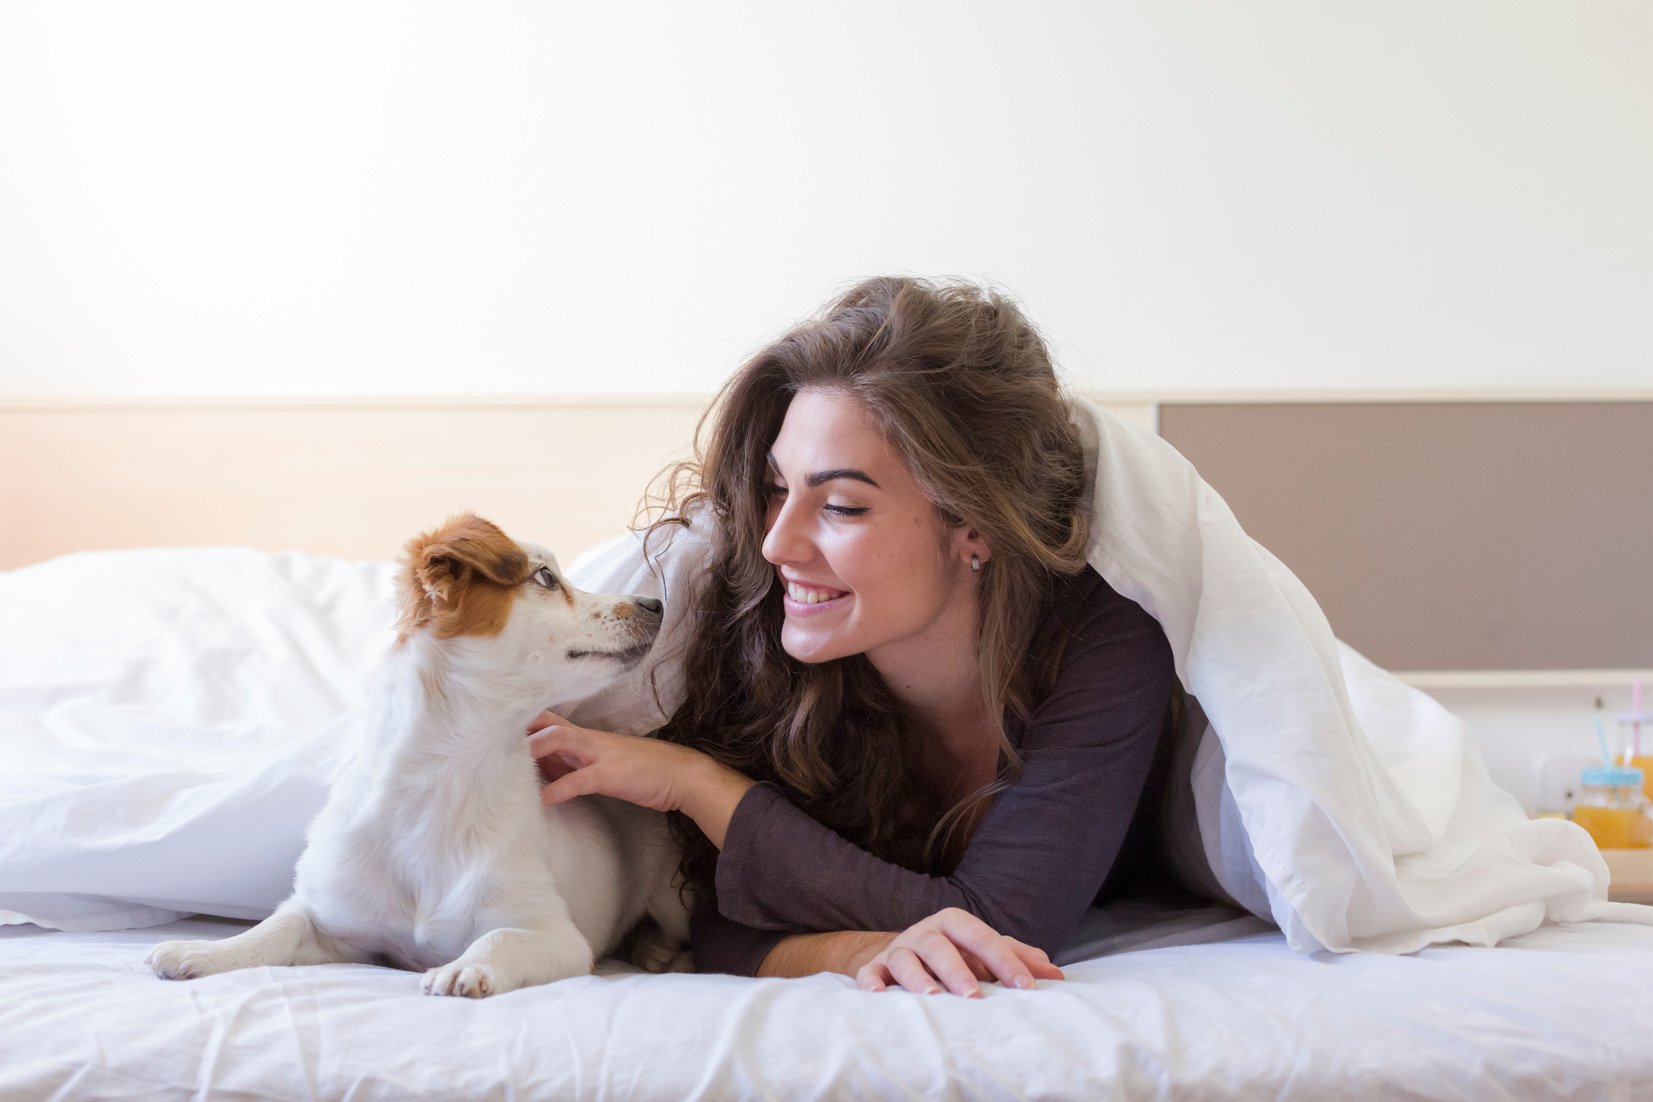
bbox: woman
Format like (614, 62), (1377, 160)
(528, 276), (1182, 997)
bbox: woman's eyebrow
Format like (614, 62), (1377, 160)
(807, 468), (880, 489)
(766, 451), (881, 490)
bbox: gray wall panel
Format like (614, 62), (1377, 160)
(1157, 402), (1652, 671)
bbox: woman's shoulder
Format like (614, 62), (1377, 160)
(1036, 564), (1165, 651)
(1015, 564), (1176, 741)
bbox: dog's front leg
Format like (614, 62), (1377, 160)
(147, 899), (359, 980)
(422, 924), (594, 998)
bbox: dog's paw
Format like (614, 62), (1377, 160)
(147, 939), (228, 981)
(422, 961), (498, 998)
(630, 926), (692, 975)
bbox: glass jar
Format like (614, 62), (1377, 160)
(1572, 766), (1652, 849)
(1619, 712), (1653, 802)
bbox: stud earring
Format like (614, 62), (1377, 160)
(970, 554), (981, 573)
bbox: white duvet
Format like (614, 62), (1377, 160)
(1, 400), (1646, 953)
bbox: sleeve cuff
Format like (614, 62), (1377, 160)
(714, 781), (788, 926)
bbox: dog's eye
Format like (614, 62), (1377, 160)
(533, 567), (560, 590)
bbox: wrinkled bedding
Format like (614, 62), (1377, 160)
(0, 547), (392, 931)
(3, 911), (1651, 1100)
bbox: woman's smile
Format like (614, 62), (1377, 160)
(781, 575), (852, 616)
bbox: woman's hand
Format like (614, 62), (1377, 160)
(855, 907), (1064, 997)
(526, 710), (755, 846)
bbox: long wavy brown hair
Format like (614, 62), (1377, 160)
(647, 276), (1092, 890)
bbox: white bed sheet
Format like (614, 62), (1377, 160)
(3, 912), (1651, 1100)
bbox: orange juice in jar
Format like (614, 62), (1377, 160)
(1619, 706), (1653, 802)
(1624, 755), (1653, 803)
(1572, 767), (1652, 849)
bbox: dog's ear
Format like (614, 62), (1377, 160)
(395, 513), (530, 639)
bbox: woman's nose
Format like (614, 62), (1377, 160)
(761, 500), (806, 565)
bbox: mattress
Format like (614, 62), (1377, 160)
(4, 910), (1652, 1100)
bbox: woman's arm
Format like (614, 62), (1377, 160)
(527, 710), (753, 847)
(711, 574), (1175, 954)
(756, 930), (892, 979)
(692, 868), (1067, 995)
(756, 912), (1064, 996)
(530, 721), (1070, 994)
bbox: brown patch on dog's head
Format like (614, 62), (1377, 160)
(395, 513), (532, 641)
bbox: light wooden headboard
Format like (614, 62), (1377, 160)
(3, 396), (705, 570)
(0, 395), (1156, 570)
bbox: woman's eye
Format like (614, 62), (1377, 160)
(534, 567), (560, 590)
(765, 482), (864, 517)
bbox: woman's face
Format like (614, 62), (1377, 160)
(761, 388), (983, 668)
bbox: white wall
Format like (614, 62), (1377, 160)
(2, 1), (1649, 398)
(1431, 683), (1647, 816)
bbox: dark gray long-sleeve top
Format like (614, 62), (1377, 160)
(691, 564), (1178, 975)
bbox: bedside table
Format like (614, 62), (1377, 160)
(1600, 848), (1653, 904)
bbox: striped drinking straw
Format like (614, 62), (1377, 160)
(1635, 679), (1644, 759)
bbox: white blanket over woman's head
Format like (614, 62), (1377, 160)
(1069, 400), (1645, 950)
(2, 400), (1645, 949)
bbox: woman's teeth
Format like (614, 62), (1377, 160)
(786, 581), (846, 605)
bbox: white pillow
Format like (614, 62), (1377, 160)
(0, 547), (396, 930)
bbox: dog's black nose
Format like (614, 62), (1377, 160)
(635, 597), (664, 617)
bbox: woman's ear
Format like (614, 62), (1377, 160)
(955, 526), (992, 572)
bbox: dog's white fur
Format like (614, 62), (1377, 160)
(147, 515), (689, 997)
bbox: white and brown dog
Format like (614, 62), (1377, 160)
(147, 513), (688, 997)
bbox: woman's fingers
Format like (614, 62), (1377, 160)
(863, 937), (980, 997)
(1004, 937), (1065, 981)
(526, 724), (591, 762)
(525, 708), (566, 734)
(853, 911), (1062, 997)
(882, 945), (945, 996)
(955, 951), (995, 982)
(533, 752), (576, 785)
(855, 959), (892, 993)
(540, 767), (602, 806)
(527, 722), (598, 793)
(531, 732), (623, 804)
(964, 940), (1035, 989)
(856, 922), (1060, 996)
(930, 910), (1065, 989)
(912, 931), (984, 997)
(924, 909), (1037, 990)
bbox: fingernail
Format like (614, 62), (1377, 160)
(924, 985), (942, 995)
(966, 986), (982, 999)
(1013, 975), (1034, 989)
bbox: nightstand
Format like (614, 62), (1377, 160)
(1600, 848), (1653, 904)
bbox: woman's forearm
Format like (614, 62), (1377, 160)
(677, 755), (757, 849)
(756, 930), (894, 978)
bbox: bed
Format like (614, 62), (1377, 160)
(8, 909), (1653, 1099)
(5, 396), (1653, 1101)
